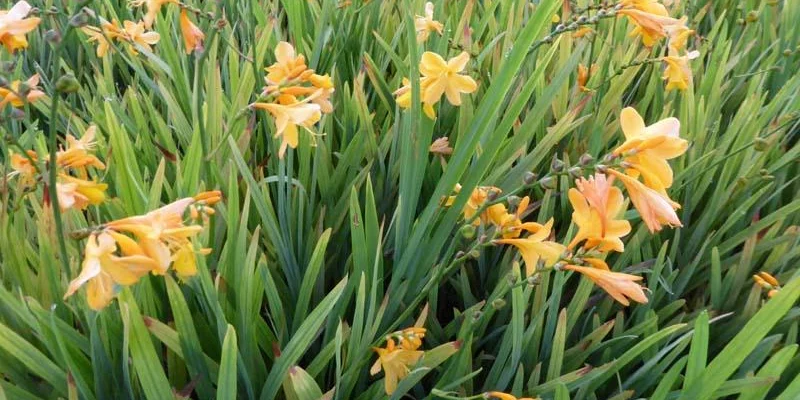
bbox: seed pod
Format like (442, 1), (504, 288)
(460, 224), (476, 240)
(491, 298), (507, 310)
(56, 74), (80, 94)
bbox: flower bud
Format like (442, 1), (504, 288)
(10, 108), (26, 120)
(507, 195), (520, 207)
(538, 176), (557, 190)
(55, 74), (80, 94)
(69, 11), (90, 27)
(460, 224), (476, 240)
(527, 274), (541, 286)
(523, 171), (538, 184)
(783, 49), (792, 57)
(568, 166), (582, 179)
(746, 11), (758, 22)
(753, 137), (768, 151)
(579, 153), (594, 166)
(472, 310), (483, 321)
(551, 157), (564, 172)
(469, 250), (480, 259)
(44, 29), (61, 44)
(555, 24), (566, 32)
(455, 250), (466, 259)
(491, 298), (507, 310)
(595, 164), (608, 173)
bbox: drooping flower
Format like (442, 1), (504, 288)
(56, 175), (108, 211)
(129, 0), (178, 28)
(607, 169), (682, 233)
(0, 1), (41, 52)
(494, 219), (566, 276)
(120, 20), (160, 54)
(662, 50), (700, 91)
(104, 193), (219, 275)
(567, 174), (631, 252)
(265, 41), (309, 84)
(250, 97), (322, 159)
(613, 107), (688, 191)
(371, 335), (424, 395)
(0, 74), (45, 107)
(414, 2), (443, 43)
(179, 9), (204, 54)
(618, 8), (682, 47)
(419, 51), (478, 107)
(57, 126), (106, 175)
(576, 63), (598, 92)
(665, 17), (694, 52)
(63, 232), (158, 310)
(563, 259), (648, 306)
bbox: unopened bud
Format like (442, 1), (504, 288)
(460, 224), (476, 240)
(783, 49), (792, 57)
(10, 108), (26, 120)
(596, 9), (607, 17)
(523, 171), (538, 184)
(491, 298), (507, 310)
(44, 29), (61, 44)
(469, 250), (480, 259)
(455, 251), (466, 259)
(579, 153), (594, 166)
(753, 137), (768, 151)
(487, 190), (500, 201)
(55, 74), (80, 93)
(551, 158), (564, 172)
(69, 11), (90, 27)
(543, 35), (553, 44)
(595, 164), (608, 173)
(746, 11), (758, 22)
(507, 272), (518, 284)
(527, 274), (541, 286)
(0, 76), (8, 88)
(507, 195), (520, 207)
(555, 24), (566, 32)
(539, 176), (557, 190)
(472, 311), (483, 321)
(568, 166), (582, 179)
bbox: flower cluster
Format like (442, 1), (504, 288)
(444, 106), (687, 306)
(618, 0), (700, 91)
(250, 41), (335, 159)
(63, 191), (221, 310)
(753, 271), (781, 298)
(7, 126), (109, 212)
(83, 0), (204, 57)
(371, 327), (427, 395)
(0, 73), (44, 108)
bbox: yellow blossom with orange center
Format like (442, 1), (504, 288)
(0, 1), (41, 52)
(567, 173), (631, 252)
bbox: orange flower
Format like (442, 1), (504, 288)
(265, 41), (309, 84)
(484, 391), (538, 400)
(56, 176), (108, 211)
(492, 196), (547, 239)
(57, 125), (106, 175)
(179, 9), (204, 54)
(415, 2), (443, 42)
(564, 259), (648, 306)
(494, 219), (566, 276)
(120, 20), (161, 53)
(607, 169), (682, 233)
(250, 97), (322, 159)
(129, 0), (178, 28)
(568, 174), (631, 252)
(0, 1), (41, 52)
(82, 21), (125, 57)
(7, 150), (38, 187)
(371, 337), (424, 395)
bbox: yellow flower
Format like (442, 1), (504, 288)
(665, 17), (694, 52)
(120, 20), (160, 54)
(414, 2), (443, 42)
(265, 41), (309, 84)
(620, 0), (669, 16)
(250, 97), (322, 159)
(64, 232), (158, 310)
(56, 175), (108, 211)
(0, 74), (45, 108)
(567, 173), (631, 252)
(613, 107), (688, 191)
(129, 0), (177, 28)
(485, 391), (538, 400)
(494, 219), (566, 276)
(564, 259), (648, 306)
(662, 50), (699, 91)
(607, 169), (682, 233)
(82, 21), (123, 58)
(57, 125), (106, 175)
(493, 196), (547, 239)
(179, 9), (204, 54)
(617, 9), (682, 47)
(0, 1), (41, 52)
(7, 150), (38, 187)
(370, 338), (424, 395)
(394, 77), (437, 119)
(308, 73), (335, 114)
(419, 51), (478, 107)
(445, 184), (502, 226)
